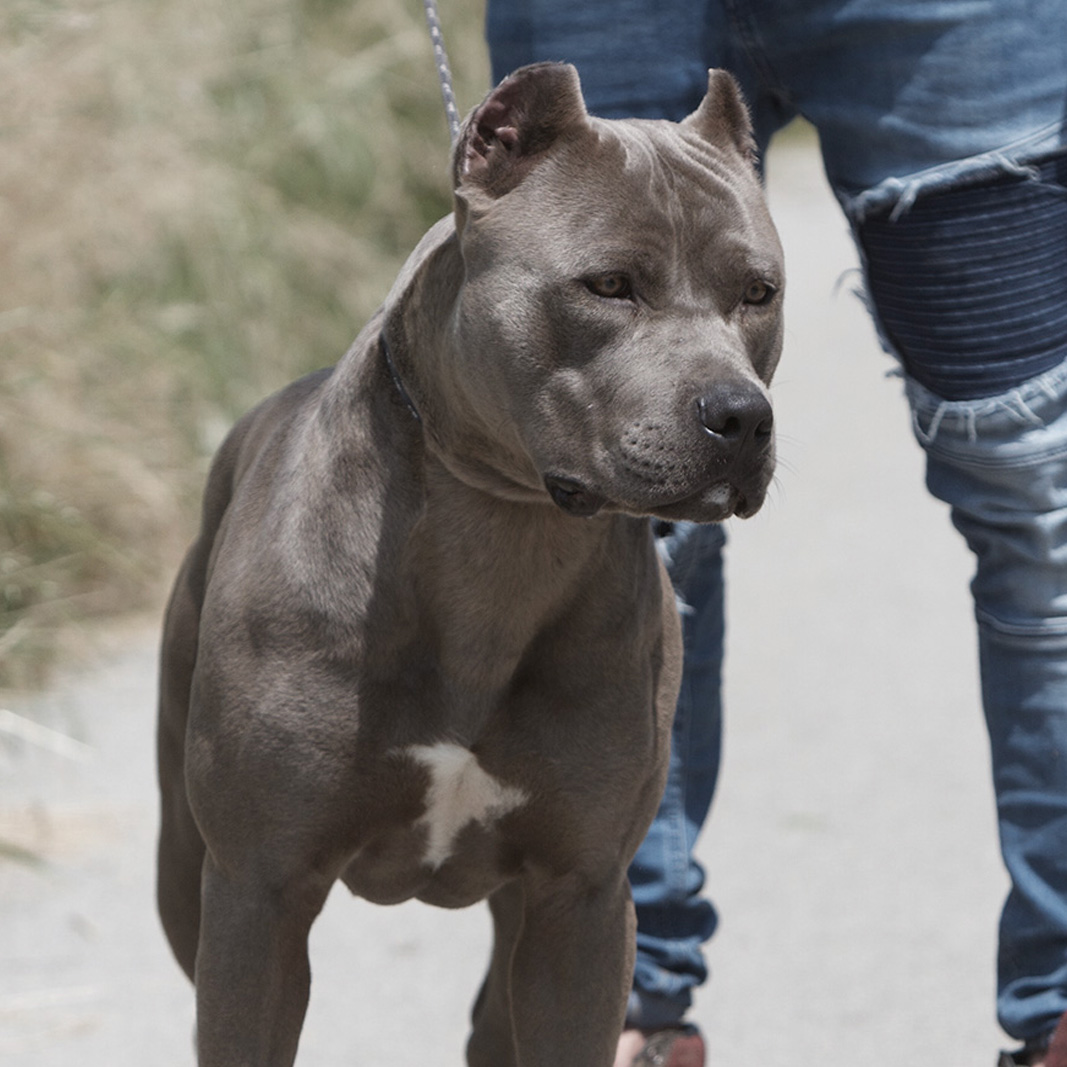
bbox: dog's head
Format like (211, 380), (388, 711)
(427, 63), (783, 522)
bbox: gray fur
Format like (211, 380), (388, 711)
(157, 62), (783, 1066)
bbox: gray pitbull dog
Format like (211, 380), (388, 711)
(157, 62), (783, 1066)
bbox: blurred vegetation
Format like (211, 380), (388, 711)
(0, 0), (489, 686)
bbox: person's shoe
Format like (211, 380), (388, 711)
(1049, 1012), (1067, 1067)
(999, 1011), (1067, 1067)
(627, 1025), (705, 1067)
(1000, 1052), (1039, 1066)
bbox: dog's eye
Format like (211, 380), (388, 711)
(585, 274), (633, 300)
(743, 280), (777, 306)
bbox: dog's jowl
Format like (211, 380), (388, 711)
(156, 62), (783, 1067)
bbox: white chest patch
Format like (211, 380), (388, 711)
(405, 743), (528, 869)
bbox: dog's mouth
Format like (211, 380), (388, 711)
(543, 474), (763, 522)
(543, 475), (609, 518)
(647, 483), (756, 523)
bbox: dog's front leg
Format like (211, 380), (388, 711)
(502, 871), (635, 1067)
(194, 854), (330, 1066)
(469, 880), (526, 1067)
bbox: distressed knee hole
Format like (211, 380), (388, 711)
(859, 152), (1067, 401)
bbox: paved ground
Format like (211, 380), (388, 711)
(0, 132), (1011, 1064)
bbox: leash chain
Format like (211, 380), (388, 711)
(379, 4), (458, 426)
(422, 0), (462, 144)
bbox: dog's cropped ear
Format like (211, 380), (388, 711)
(453, 62), (588, 197)
(683, 69), (758, 165)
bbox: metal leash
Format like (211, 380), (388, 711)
(421, 0), (462, 144)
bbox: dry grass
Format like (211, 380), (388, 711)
(0, 0), (489, 686)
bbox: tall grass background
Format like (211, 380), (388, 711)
(0, 0), (489, 686)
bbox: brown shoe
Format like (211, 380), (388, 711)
(632, 1025), (705, 1067)
(1048, 1012), (1067, 1067)
(999, 1053), (1039, 1067)
(999, 1012), (1067, 1067)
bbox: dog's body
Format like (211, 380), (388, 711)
(157, 63), (783, 1066)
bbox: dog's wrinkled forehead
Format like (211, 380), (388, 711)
(452, 62), (775, 266)
(545, 142), (735, 252)
(582, 117), (763, 223)
(459, 118), (778, 291)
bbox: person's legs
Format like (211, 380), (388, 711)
(858, 155), (1067, 1055)
(915, 357), (1067, 1058)
(834, 29), (1067, 1053)
(487, 0), (719, 120)
(626, 522), (726, 1031)
(730, 0), (1067, 1050)
(727, 0), (1067, 200)
(486, 0), (792, 140)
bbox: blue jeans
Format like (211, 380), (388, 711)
(487, 0), (1067, 1044)
(627, 522), (726, 1029)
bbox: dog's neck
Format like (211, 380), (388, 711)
(369, 460), (657, 735)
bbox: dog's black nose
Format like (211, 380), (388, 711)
(696, 385), (773, 447)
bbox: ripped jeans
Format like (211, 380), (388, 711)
(487, 0), (1067, 1045)
(910, 363), (1067, 1044)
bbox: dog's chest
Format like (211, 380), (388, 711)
(405, 742), (528, 867)
(341, 741), (529, 907)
